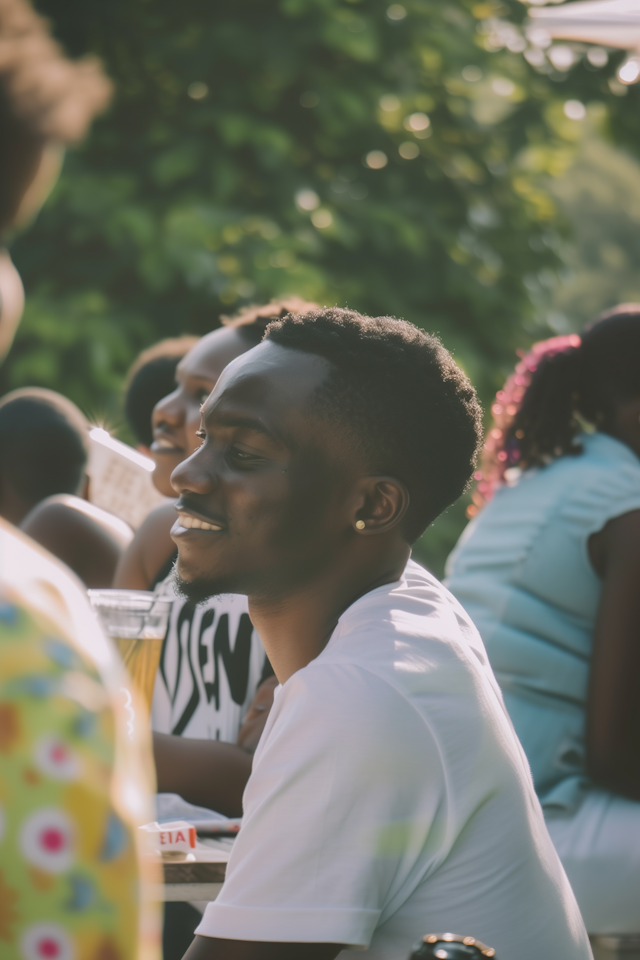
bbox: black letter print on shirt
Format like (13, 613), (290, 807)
(168, 608), (254, 735)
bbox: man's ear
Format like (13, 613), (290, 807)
(350, 476), (409, 535)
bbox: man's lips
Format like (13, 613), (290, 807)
(173, 503), (226, 533)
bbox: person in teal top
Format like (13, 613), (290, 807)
(446, 305), (640, 936)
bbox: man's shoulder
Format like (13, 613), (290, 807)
(331, 559), (485, 667)
(267, 660), (440, 776)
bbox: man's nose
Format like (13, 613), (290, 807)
(170, 446), (216, 496)
(152, 388), (183, 429)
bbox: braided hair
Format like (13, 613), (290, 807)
(473, 304), (640, 514)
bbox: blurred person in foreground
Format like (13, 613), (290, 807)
(0, 387), (133, 585)
(446, 306), (640, 935)
(173, 307), (590, 960)
(0, 1), (160, 957)
(124, 335), (199, 458)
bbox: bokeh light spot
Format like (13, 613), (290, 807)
(380, 94), (401, 112)
(404, 112), (430, 132)
(587, 47), (607, 68)
(619, 57), (640, 85)
(365, 150), (388, 169)
(311, 209), (333, 229)
(386, 4), (407, 21)
(563, 100), (585, 120)
(296, 189), (320, 211)
(548, 45), (574, 71)
(399, 142), (419, 159)
(491, 78), (514, 97)
(188, 82), (208, 100)
(462, 65), (482, 82)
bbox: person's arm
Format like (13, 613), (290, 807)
(21, 495), (133, 588)
(153, 675), (276, 815)
(153, 733), (252, 817)
(587, 509), (640, 800)
(236, 675), (278, 753)
(113, 501), (177, 589)
(183, 937), (342, 959)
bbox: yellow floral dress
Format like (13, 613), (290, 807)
(0, 521), (160, 960)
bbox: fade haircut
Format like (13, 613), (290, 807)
(220, 297), (321, 346)
(264, 308), (483, 542)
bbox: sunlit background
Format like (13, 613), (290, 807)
(3, 0), (639, 574)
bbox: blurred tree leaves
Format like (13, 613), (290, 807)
(5, 0), (639, 571)
(544, 129), (640, 331)
(7, 0), (578, 412)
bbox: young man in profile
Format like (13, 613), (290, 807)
(170, 308), (591, 960)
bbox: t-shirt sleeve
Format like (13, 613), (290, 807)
(196, 662), (444, 947)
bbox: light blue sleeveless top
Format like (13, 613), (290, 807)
(445, 432), (640, 813)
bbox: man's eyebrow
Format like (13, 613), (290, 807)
(206, 412), (285, 445)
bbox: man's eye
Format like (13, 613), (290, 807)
(229, 446), (259, 464)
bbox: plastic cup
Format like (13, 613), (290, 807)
(88, 589), (172, 711)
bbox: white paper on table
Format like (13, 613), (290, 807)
(155, 792), (241, 832)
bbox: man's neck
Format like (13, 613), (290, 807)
(248, 548), (410, 684)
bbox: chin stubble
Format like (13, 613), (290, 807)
(171, 569), (236, 606)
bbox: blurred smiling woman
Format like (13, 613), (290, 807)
(446, 305), (640, 935)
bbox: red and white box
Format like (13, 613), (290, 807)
(140, 820), (197, 858)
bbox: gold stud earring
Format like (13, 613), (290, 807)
(355, 520), (366, 530)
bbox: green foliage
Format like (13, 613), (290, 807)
(545, 131), (640, 331)
(6, 0), (638, 572)
(8, 0), (574, 407)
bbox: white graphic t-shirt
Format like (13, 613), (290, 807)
(196, 560), (591, 960)
(151, 582), (270, 742)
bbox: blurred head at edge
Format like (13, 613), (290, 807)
(0, 0), (112, 360)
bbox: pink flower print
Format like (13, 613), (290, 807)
(20, 809), (74, 873)
(20, 922), (73, 960)
(34, 736), (79, 781)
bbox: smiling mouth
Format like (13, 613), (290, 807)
(152, 435), (183, 452)
(176, 512), (224, 532)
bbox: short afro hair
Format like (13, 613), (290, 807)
(0, 389), (88, 508)
(221, 297), (321, 347)
(264, 307), (483, 542)
(124, 335), (199, 447)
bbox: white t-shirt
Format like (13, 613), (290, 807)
(196, 560), (590, 960)
(151, 587), (270, 741)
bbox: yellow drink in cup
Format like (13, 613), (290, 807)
(88, 590), (172, 711)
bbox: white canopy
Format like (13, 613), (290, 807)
(528, 0), (640, 50)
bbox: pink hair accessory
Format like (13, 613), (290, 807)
(469, 332), (582, 515)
